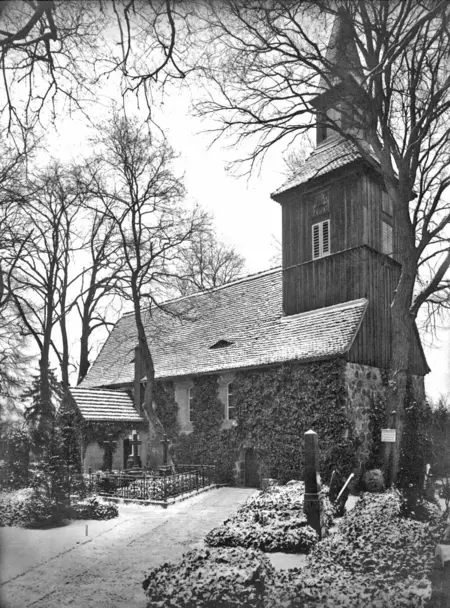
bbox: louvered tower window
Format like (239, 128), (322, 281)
(312, 220), (330, 259)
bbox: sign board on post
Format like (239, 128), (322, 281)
(381, 429), (396, 443)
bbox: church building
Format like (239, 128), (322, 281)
(68, 12), (428, 484)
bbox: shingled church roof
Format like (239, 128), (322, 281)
(70, 388), (144, 422)
(271, 139), (380, 199)
(80, 268), (368, 389)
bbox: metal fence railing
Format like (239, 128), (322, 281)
(85, 465), (216, 503)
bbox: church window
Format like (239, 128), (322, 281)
(312, 219), (330, 259)
(227, 383), (236, 421)
(188, 387), (194, 422)
(381, 220), (393, 256)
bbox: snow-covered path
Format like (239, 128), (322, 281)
(0, 487), (256, 608)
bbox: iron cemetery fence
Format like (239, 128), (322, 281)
(86, 465), (216, 503)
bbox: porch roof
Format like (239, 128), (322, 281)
(70, 387), (144, 422)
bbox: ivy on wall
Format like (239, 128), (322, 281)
(153, 380), (179, 440)
(232, 360), (360, 484)
(173, 359), (362, 486)
(365, 395), (386, 470)
(173, 375), (238, 483)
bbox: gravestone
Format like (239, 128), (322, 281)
(304, 429), (325, 539)
(126, 430), (142, 470)
(103, 434), (117, 472)
(158, 434), (173, 476)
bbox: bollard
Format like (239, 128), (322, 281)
(304, 429), (324, 539)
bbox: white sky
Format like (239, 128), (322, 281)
(46, 85), (450, 403)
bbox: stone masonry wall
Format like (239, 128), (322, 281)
(345, 362), (385, 462)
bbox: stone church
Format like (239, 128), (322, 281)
(68, 12), (428, 483)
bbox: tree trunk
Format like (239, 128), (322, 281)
(383, 183), (418, 486)
(133, 293), (165, 468)
(60, 313), (69, 389)
(384, 299), (415, 486)
(77, 300), (92, 385)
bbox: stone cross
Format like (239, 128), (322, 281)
(130, 430), (141, 469)
(304, 429), (324, 539)
(161, 434), (170, 466)
(103, 433), (117, 472)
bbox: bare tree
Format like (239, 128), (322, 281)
(174, 223), (245, 296)
(85, 114), (207, 432)
(193, 0), (450, 484)
(0, 0), (103, 131)
(75, 206), (124, 384)
(0, 0), (197, 131)
(5, 163), (84, 442)
(0, 138), (36, 416)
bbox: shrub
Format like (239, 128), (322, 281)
(70, 496), (118, 520)
(206, 481), (334, 554)
(143, 547), (275, 608)
(0, 488), (65, 528)
(265, 490), (447, 608)
(0, 424), (30, 489)
(206, 509), (318, 553)
(0, 491), (118, 527)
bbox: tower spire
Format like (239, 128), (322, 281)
(318, 7), (363, 96)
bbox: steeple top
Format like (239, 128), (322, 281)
(317, 8), (363, 98)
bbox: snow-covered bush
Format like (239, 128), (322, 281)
(206, 481), (334, 554)
(143, 547), (275, 608)
(206, 509), (318, 553)
(0, 488), (64, 527)
(265, 490), (447, 608)
(70, 496), (118, 520)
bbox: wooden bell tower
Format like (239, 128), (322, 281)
(271, 11), (428, 376)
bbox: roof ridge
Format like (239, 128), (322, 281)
(280, 297), (367, 322)
(120, 266), (282, 317)
(71, 387), (131, 395)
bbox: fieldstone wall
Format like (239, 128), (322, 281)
(345, 362), (385, 461)
(411, 375), (426, 403)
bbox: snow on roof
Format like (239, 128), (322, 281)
(80, 268), (368, 388)
(271, 139), (378, 199)
(70, 388), (144, 422)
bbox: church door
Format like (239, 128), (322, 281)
(123, 438), (131, 470)
(244, 448), (260, 488)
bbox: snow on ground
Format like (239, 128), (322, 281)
(0, 487), (256, 608)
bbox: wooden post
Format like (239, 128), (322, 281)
(304, 429), (324, 539)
